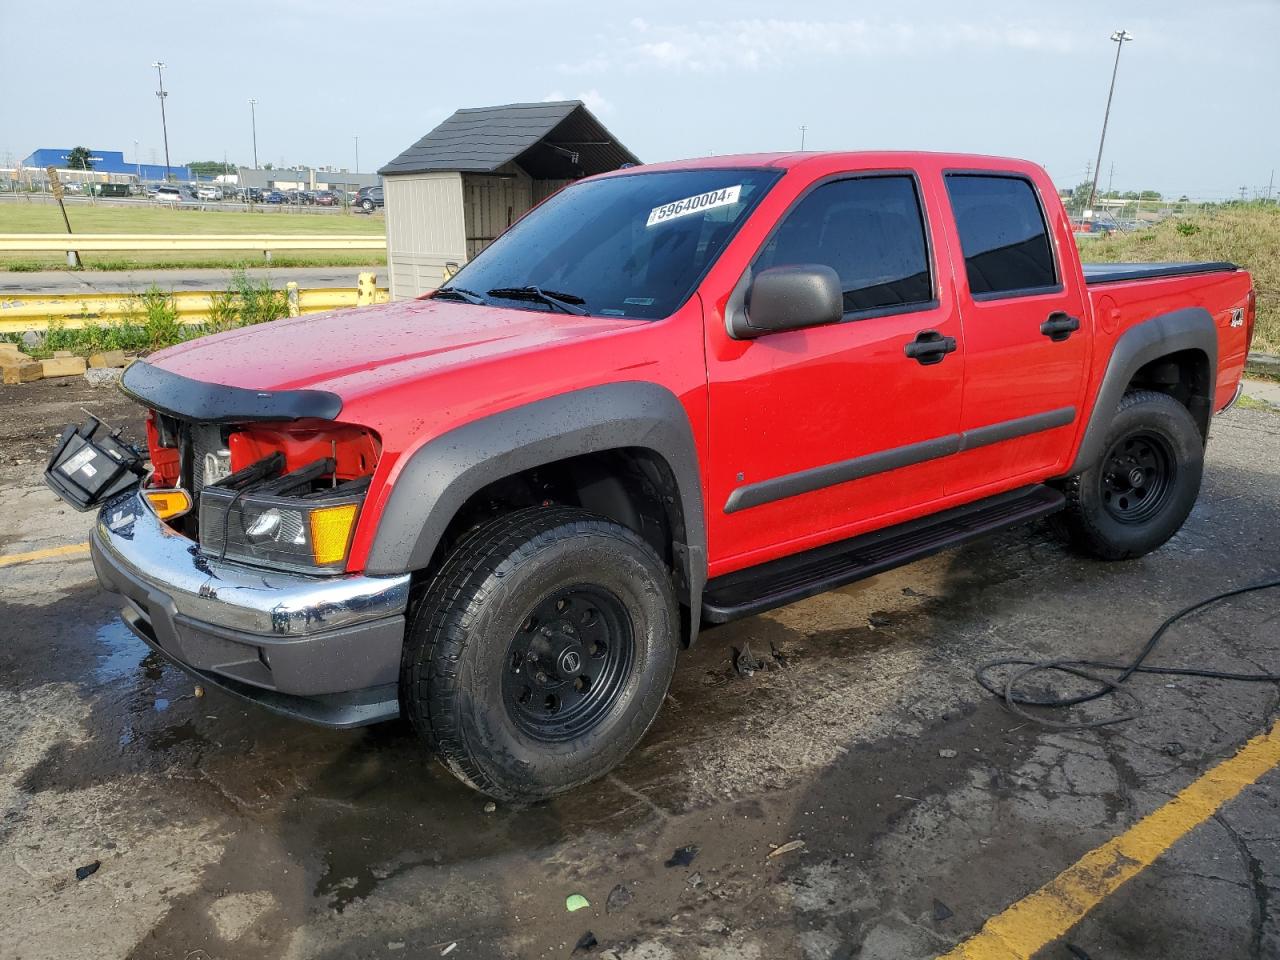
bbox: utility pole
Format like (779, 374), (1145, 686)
(1086, 29), (1133, 213)
(248, 99), (259, 169)
(1106, 162), (1115, 197)
(799, 125), (807, 150)
(152, 61), (172, 182)
(1267, 169), (1275, 203)
(354, 135), (359, 173)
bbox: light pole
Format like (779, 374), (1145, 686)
(152, 61), (172, 182)
(1086, 30), (1133, 214)
(354, 136), (359, 174)
(249, 99), (259, 169)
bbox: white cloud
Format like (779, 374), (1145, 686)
(542, 89), (614, 114)
(558, 17), (1077, 75)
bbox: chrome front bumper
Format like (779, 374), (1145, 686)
(91, 491), (411, 726)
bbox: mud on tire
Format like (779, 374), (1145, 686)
(400, 506), (679, 802)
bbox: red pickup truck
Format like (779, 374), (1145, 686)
(49, 151), (1256, 801)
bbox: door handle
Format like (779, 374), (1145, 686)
(1040, 312), (1081, 342)
(904, 329), (958, 366)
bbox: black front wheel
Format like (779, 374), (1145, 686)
(401, 506), (679, 802)
(1054, 390), (1205, 560)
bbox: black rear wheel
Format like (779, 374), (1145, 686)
(401, 506), (678, 802)
(1054, 390), (1204, 560)
(1097, 430), (1177, 524)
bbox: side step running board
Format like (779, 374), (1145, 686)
(701, 484), (1065, 624)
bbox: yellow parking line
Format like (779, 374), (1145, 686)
(0, 542), (90, 568)
(938, 718), (1280, 959)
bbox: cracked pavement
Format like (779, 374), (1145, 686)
(1, 377), (1278, 959)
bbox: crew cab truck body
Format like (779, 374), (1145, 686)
(57, 151), (1256, 801)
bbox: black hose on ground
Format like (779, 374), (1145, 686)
(975, 578), (1280, 730)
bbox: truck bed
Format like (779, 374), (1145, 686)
(1081, 261), (1238, 285)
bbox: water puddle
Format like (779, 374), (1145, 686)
(93, 619), (149, 684)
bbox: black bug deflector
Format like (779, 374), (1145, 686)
(120, 361), (343, 423)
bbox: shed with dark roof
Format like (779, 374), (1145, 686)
(379, 100), (639, 298)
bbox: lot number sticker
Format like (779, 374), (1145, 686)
(647, 185), (742, 227)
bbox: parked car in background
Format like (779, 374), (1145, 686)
(263, 191), (286, 204)
(354, 185), (383, 212)
(152, 186), (182, 203)
(196, 185), (221, 202)
(313, 190), (338, 206)
(1071, 216), (1118, 238)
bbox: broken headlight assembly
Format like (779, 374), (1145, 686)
(198, 451), (372, 574)
(44, 415), (148, 511)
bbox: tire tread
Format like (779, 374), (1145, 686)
(400, 506), (672, 800)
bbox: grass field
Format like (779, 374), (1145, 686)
(0, 201), (384, 271)
(1079, 203), (1279, 353)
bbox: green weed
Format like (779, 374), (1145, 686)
(1080, 204), (1280, 353)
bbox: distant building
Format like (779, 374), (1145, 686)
(237, 166), (380, 193)
(21, 148), (191, 182)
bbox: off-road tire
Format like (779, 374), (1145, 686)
(401, 506), (679, 802)
(1054, 389), (1204, 560)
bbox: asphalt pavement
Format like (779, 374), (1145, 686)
(1, 378), (1279, 960)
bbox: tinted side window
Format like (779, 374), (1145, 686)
(945, 175), (1057, 296)
(754, 176), (933, 315)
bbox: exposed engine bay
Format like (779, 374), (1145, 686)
(146, 412), (379, 574)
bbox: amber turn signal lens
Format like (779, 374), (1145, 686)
(309, 503), (359, 566)
(144, 488), (193, 520)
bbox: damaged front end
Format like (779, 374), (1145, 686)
(47, 361), (410, 728)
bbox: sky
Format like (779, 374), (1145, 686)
(2, 0), (1277, 200)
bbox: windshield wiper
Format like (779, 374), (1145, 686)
(433, 286), (487, 305)
(486, 286), (588, 315)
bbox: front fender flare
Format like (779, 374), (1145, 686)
(363, 382), (707, 641)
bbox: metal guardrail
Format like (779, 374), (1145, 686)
(0, 233), (386, 253)
(0, 280), (390, 334)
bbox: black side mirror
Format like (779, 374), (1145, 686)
(730, 264), (843, 339)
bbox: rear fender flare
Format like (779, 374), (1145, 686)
(1068, 306), (1217, 474)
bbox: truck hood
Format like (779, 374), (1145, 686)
(149, 298), (645, 402)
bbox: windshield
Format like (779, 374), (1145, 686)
(440, 168), (781, 320)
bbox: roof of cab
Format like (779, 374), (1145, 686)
(591, 150), (1043, 178)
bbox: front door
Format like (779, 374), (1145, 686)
(938, 172), (1090, 495)
(703, 170), (965, 576)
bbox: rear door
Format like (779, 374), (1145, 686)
(940, 172), (1090, 494)
(703, 170), (965, 572)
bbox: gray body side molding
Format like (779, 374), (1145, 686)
(1067, 306), (1217, 475)
(364, 382), (707, 639)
